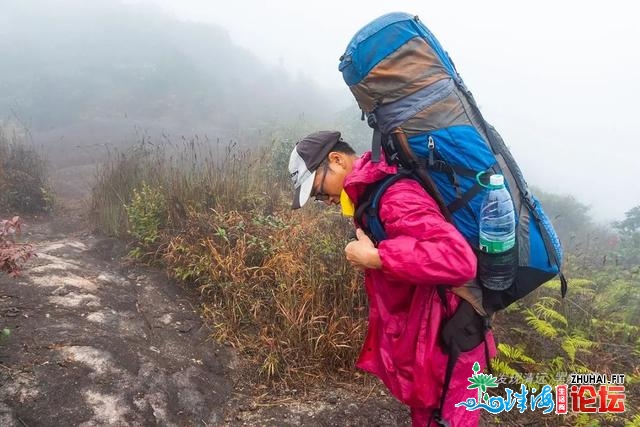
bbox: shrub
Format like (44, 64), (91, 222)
(90, 142), (157, 237)
(124, 182), (167, 259)
(163, 206), (366, 386)
(0, 129), (53, 214)
(1, 216), (34, 277)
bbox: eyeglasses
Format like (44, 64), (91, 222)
(312, 161), (330, 202)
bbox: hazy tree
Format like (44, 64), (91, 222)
(613, 205), (640, 234)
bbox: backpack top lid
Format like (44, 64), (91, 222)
(339, 12), (458, 113)
(340, 13), (456, 80)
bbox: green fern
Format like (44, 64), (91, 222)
(537, 296), (560, 306)
(561, 334), (594, 363)
(490, 359), (524, 385)
(592, 318), (640, 334)
(504, 301), (522, 314)
(525, 309), (560, 338)
(533, 298), (568, 328)
(573, 413), (601, 427)
(544, 278), (594, 291)
(626, 413), (640, 426)
(568, 363), (592, 374)
(497, 343), (536, 364)
(491, 359), (519, 376)
(508, 326), (529, 335)
(542, 356), (571, 386)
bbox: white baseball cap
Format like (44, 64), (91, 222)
(288, 131), (342, 209)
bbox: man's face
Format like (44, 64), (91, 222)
(310, 154), (346, 206)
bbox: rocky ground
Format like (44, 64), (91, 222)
(0, 204), (410, 426)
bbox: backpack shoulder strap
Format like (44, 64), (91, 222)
(354, 170), (413, 244)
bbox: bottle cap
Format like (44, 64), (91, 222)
(490, 174), (505, 187)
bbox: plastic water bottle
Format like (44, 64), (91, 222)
(477, 174), (517, 290)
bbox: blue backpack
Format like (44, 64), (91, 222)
(339, 13), (567, 425)
(339, 12), (566, 314)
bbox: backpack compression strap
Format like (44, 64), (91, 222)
(366, 111), (384, 163)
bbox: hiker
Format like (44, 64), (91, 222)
(288, 130), (495, 427)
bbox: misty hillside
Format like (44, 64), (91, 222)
(0, 0), (333, 132)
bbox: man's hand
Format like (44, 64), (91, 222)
(345, 228), (382, 270)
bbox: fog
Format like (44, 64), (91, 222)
(2, 0), (638, 222)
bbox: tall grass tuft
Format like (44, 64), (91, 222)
(0, 128), (54, 214)
(90, 137), (269, 236)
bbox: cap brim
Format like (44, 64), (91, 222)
(291, 170), (316, 209)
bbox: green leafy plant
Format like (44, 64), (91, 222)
(124, 182), (167, 259)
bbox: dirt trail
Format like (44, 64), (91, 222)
(0, 210), (235, 426)
(0, 207), (410, 426)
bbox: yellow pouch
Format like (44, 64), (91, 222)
(340, 190), (355, 217)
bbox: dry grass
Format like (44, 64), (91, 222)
(0, 128), (53, 214)
(164, 207), (366, 387)
(89, 136), (277, 235)
(90, 135), (368, 388)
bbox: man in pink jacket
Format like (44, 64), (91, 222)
(289, 131), (496, 427)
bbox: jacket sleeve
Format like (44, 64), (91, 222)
(376, 178), (476, 286)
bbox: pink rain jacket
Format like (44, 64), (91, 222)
(343, 152), (496, 423)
